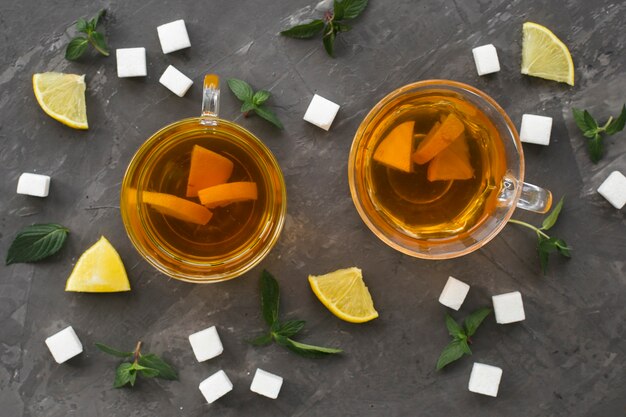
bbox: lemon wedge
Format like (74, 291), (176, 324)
(33, 72), (88, 129)
(65, 236), (130, 292)
(308, 267), (378, 323)
(521, 22), (574, 86)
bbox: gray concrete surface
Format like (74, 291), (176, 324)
(1, 0), (625, 416)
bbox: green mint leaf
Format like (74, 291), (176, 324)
(463, 307), (492, 337)
(583, 130), (598, 139)
(555, 239), (571, 257)
(113, 362), (134, 388)
(65, 37), (89, 60)
(280, 20), (325, 39)
(335, 22), (352, 32)
(275, 335), (342, 358)
(436, 340), (467, 370)
(88, 31), (109, 56)
(322, 26), (336, 57)
(445, 314), (464, 339)
(6, 224), (69, 265)
(334, 0), (346, 20)
(249, 333), (273, 346)
(91, 9), (106, 29)
(460, 339), (472, 355)
(95, 342), (133, 358)
(241, 101), (256, 113)
(253, 90), (271, 106)
(583, 110), (598, 132)
(541, 196), (564, 231)
(588, 134), (603, 163)
(260, 270), (280, 326)
(135, 364), (160, 378)
(606, 104), (626, 135)
(537, 236), (552, 273)
(275, 320), (306, 338)
(76, 18), (89, 33)
(572, 108), (593, 134)
(138, 353), (178, 380)
(227, 78), (254, 102)
(340, 0), (368, 19)
(254, 105), (284, 129)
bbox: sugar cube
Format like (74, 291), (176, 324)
(492, 291), (525, 324)
(597, 171), (626, 209)
(303, 94), (340, 131)
(16, 173), (50, 197)
(472, 44), (500, 76)
(468, 362), (503, 397)
(116, 48), (147, 78)
(438, 276), (470, 311)
(159, 65), (193, 97)
(188, 325), (223, 362)
(199, 370), (233, 404)
(45, 326), (83, 364)
(519, 114), (552, 146)
(250, 368), (283, 399)
(157, 20), (191, 54)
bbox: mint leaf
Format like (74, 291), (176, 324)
(606, 104), (626, 135)
(253, 90), (271, 106)
(463, 307), (491, 337)
(249, 333), (273, 346)
(541, 196), (564, 231)
(241, 101), (256, 113)
(583, 110), (598, 132)
(90, 9), (106, 29)
(137, 366), (160, 378)
(445, 314), (464, 339)
(227, 78), (254, 102)
(65, 37), (89, 60)
(260, 270), (280, 326)
(436, 340), (466, 370)
(335, 22), (352, 32)
(138, 354), (177, 380)
(114, 363), (135, 388)
(588, 134), (603, 163)
(275, 335), (342, 358)
(333, 0), (345, 20)
(340, 0), (368, 20)
(95, 342), (133, 358)
(555, 239), (571, 257)
(88, 31), (109, 56)
(572, 108), (594, 134)
(254, 105), (284, 129)
(322, 26), (336, 57)
(275, 320), (306, 338)
(280, 20), (325, 39)
(6, 224), (69, 265)
(76, 18), (89, 33)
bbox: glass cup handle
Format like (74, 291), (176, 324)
(516, 181), (553, 213)
(200, 74), (220, 126)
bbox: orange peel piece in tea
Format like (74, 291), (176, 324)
(412, 113), (465, 164)
(198, 182), (258, 208)
(372, 121), (415, 173)
(142, 191), (213, 225)
(427, 133), (474, 181)
(186, 145), (234, 197)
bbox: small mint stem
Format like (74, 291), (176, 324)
(508, 219), (550, 239)
(601, 116), (613, 130)
(133, 341), (142, 363)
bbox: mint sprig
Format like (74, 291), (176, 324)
(95, 341), (177, 388)
(250, 270), (342, 358)
(508, 196), (571, 274)
(280, 0), (368, 57)
(227, 79), (283, 129)
(6, 223), (69, 265)
(66, 9), (109, 60)
(436, 308), (492, 370)
(572, 105), (626, 163)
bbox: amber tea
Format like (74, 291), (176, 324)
(366, 92), (507, 240)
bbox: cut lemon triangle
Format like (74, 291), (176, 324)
(33, 72), (88, 129)
(521, 22), (574, 86)
(65, 236), (130, 292)
(308, 267), (378, 323)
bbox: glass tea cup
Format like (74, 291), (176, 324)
(348, 79), (552, 259)
(120, 75), (286, 283)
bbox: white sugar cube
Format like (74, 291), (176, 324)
(468, 362), (503, 397)
(45, 326), (83, 364)
(157, 20), (191, 54)
(250, 368), (283, 399)
(303, 94), (340, 131)
(472, 44), (500, 76)
(17, 173), (50, 197)
(519, 114), (552, 146)
(438, 276), (470, 311)
(188, 325), (223, 362)
(492, 291), (525, 324)
(159, 65), (193, 97)
(116, 48), (147, 78)
(597, 171), (626, 209)
(199, 370), (233, 404)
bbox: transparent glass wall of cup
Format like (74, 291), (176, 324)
(348, 80), (552, 259)
(120, 75), (286, 283)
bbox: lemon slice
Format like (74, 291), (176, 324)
(521, 22), (574, 86)
(65, 236), (130, 292)
(33, 72), (88, 129)
(308, 267), (378, 323)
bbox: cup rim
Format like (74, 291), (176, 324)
(348, 79), (524, 259)
(120, 117), (287, 282)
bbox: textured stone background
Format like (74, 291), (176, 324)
(1, 0), (625, 416)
